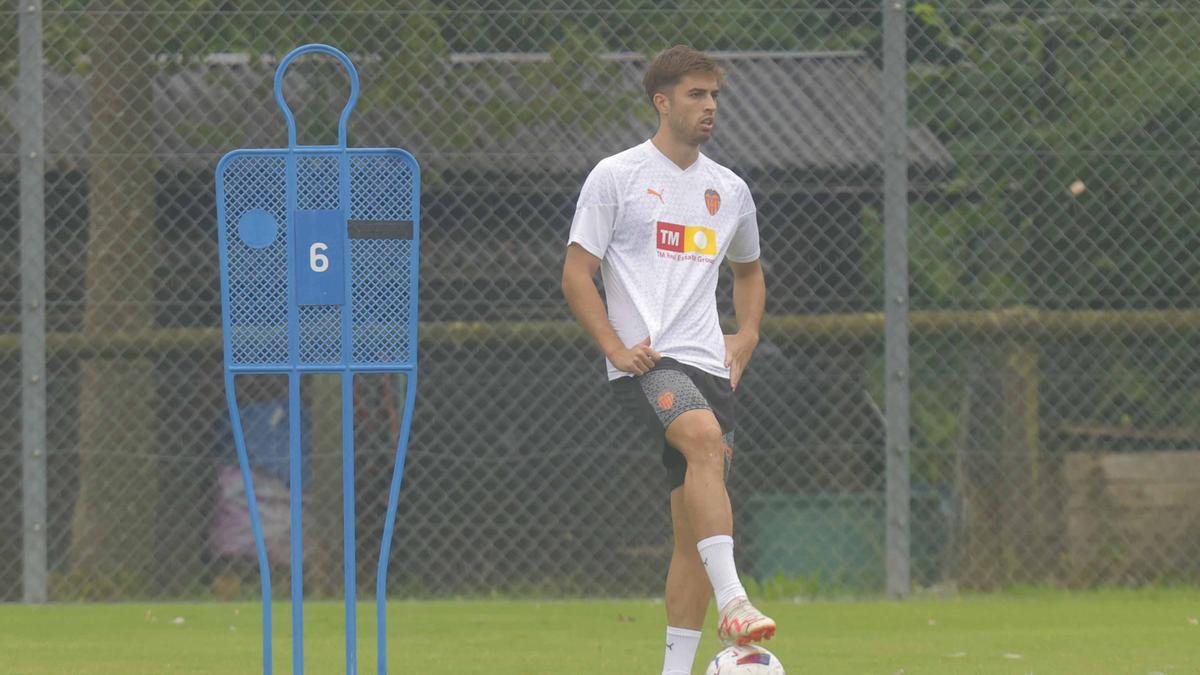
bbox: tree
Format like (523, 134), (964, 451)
(63, 0), (160, 598)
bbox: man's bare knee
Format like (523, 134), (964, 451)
(666, 410), (725, 466)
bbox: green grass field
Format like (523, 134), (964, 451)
(3, 588), (1199, 674)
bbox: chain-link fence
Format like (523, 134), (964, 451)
(907, 1), (1200, 589)
(2, 1), (1198, 603)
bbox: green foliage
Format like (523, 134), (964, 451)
(26, 2), (650, 180)
(899, 3), (1200, 478)
(910, 3), (1200, 310)
(444, 0), (876, 53)
(743, 570), (866, 600)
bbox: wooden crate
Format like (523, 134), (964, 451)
(1064, 450), (1200, 583)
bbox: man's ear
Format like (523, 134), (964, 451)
(653, 91), (670, 117)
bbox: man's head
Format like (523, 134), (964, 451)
(642, 45), (724, 146)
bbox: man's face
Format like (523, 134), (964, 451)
(659, 71), (720, 146)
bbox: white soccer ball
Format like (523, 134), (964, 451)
(704, 644), (785, 674)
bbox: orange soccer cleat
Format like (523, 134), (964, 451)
(717, 596), (777, 646)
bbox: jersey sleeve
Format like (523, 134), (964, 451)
(567, 162), (620, 259)
(726, 184), (760, 263)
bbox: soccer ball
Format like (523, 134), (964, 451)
(704, 644), (785, 674)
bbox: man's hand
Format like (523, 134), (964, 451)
(723, 331), (759, 390)
(608, 337), (661, 376)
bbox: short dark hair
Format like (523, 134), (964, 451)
(642, 45), (724, 108)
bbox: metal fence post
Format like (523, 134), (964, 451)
(18, 0), (48, 604)
(881, 0), (912, 599)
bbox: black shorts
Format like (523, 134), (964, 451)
(610, 357), (736, 491)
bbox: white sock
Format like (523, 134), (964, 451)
(662, 626), (702, 675)
(697, 534), (746, 611)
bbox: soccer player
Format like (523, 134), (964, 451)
(561, 45), (774, 675)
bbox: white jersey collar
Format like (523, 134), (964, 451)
(644, 139), (705, 175)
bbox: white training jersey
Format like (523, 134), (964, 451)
(568, 140), (760, 381)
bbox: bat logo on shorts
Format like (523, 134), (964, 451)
(657, 390), (675, 410)
(704, 188), (721, 216)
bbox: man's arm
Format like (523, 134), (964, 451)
(561, 243), (660, 376)
(724, 258), (765, 390)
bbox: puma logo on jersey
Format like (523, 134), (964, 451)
(646, 187), (665, 203)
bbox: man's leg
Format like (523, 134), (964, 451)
(661, 486), (709, 675)
(665, 409), (731, 541)
(666, 485), (712, 628)
(666, 408), (775, 646)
